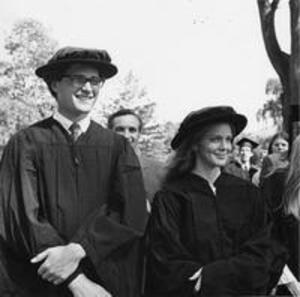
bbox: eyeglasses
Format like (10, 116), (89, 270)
(62, 75), (105, 88)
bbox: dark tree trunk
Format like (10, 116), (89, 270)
(289, 0), (300, 139)
(257, 0), (300, 140)
(258, 1), (300, 283)
(257, 0), (290, 132)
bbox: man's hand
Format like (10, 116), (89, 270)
(68, 274), (112, 297)
(31, 243), (86, 285)
(189, 268), (202, 292)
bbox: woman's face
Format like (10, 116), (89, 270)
(194, 123), (233, 169)
(271, 137), (289, 154)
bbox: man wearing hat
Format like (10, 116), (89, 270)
(0, 47), (147, 297)
(224, 136), (259, 182)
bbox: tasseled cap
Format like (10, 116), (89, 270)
(236, 137), (259, 149)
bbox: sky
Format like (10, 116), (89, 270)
(0, 0), (290, 135)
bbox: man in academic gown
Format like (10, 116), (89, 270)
(0, 47), (147, 297)
(224, 137), (259, 182)
(107, 108), (165, 212)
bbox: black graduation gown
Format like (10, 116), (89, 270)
(0, 117), (147, 297)
(145, 172), (272, 297)
(224, 160), (258, 182)
(261, 168), (297, 294)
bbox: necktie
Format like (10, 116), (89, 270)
(69, 122), (81, 143)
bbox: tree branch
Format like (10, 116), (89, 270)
(257, 0), (290, 87)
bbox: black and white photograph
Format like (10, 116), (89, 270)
(0, 0), (299, 296)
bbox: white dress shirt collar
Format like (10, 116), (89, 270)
(53, 112), (91, 134)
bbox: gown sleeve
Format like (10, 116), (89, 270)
(70, 139), (148, 296)
(145, 190), (201, 295)
(0, 133), (65, 259)
(261, 172), (290, 291)
(71, 138), (147, 263)
(200, 185), (272, 295)
(146, 184), (274, 296)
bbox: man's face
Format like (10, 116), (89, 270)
(239, 145), (253, 163)
(111, 114), (141, 149)
(52, 63), (103, 120)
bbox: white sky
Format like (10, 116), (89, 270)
(0, 0), (290, 134)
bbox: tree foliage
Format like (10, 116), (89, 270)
(257, 0), (289, 130)
(0, 18), (57, 145)
(256, 78), (283, 129)
(93, 71), (170, 159)
(0, 19), (173, 160)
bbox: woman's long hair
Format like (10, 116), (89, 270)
(283, 135), (300, 219)
(164, 136), (197, 183)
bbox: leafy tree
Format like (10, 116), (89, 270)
(0, 19), (173, 160)
(256, 78), (283, 129)
(158, 121), (178, 156)
(93, 71), (168, 159)
(0, 18), (57, 145)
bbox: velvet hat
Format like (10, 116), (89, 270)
(171, 105), (247, 149)
(36, 46), (118, 80)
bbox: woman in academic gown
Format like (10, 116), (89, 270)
(145, 106), (274, 297)
(261, 135), (300, 295)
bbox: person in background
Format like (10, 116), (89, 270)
(224, 136), (259, 182)
(0, 47), (147, 297)
(145, 106), (273, 296)
(108, 108), (165, 212)
(260, 131), (290, 185)
(251, 145), (268, 186)
(108, 109), (142, 151)
(268, 131), (290, 155)
(254, 144), (269, 169)
(262, 134), (300, 296)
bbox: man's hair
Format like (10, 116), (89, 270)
(107, 109), (143, 132)
(44, 71), (66, 98)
